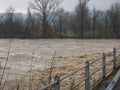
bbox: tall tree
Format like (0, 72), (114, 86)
(25, 8), (36, 38)
(108, 3), (120, 38)
(13, 13), (24, 38)
(55, 8), (71, 37)
(30, 0), (62, 37)
(57, 8), (64, 37)
(76, 0), (90, 38)
(92, 8), (99, 38)
(0, 15), (3, 37)
(4, 6), (15, 37)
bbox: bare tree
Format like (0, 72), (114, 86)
(92, 8), (99, 38)
(5, 6), (15, 37)
(30, 0), (63, 37)
(76, 0), (90, 38)
(55, 8), (71, 37)
(0, 15), (3, 37)
(57, 8), (64, 37)
(108, 3), (120, 38)
(25, 8), (36, 38)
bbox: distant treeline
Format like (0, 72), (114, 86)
(0, 0), (120, 39)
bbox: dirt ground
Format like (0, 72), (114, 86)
(0, 39), (120, 90)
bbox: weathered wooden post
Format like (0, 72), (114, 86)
(85, 61), (90, 90)
(113, 48), (116, 70)
(102, 53), (106, 80)
(54, 76), (60, 90)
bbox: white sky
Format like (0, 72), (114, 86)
(0, 0), (120, 13)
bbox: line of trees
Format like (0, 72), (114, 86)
(0, 0), (120, 39)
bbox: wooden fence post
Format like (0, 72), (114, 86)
(113, 48), (116, 70)
(85, 61), (90, 90)
(102, 53), (106, 80)
(54, 76), (60, 90)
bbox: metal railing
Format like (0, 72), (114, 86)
(39, 48), (120, 90)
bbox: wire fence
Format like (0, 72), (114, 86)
(39, 48), (120, 90)
(0, 48), (120, 90)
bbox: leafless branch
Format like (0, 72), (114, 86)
(0, 39), (12, 87)
(48, 51), (56, 84)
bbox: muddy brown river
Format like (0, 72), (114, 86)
(0, 39), (120, 90)
(0, 39), (120, 70)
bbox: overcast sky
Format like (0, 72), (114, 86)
(0, 0), (120, 13)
